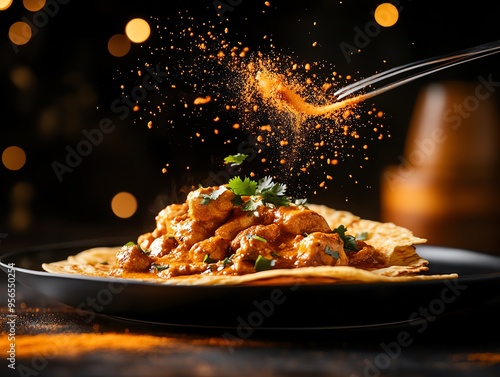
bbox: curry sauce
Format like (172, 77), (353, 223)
(111, 183), (383, 279)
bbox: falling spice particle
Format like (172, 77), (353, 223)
(193, 96), (212, 105)
(118, 5), (389, 198)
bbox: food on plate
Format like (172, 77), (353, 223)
(42, 172), (458, 285)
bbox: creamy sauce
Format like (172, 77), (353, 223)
(111, 185), (384, 280)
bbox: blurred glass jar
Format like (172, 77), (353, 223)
(381, 81), (500, 254)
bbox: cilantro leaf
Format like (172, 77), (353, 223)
(222, 254), (234, 267)
(124, 241), (150, 255)
(256, 176), (287, 196)
(325, 246), (340, 259)
(203, 254), (217, 264)
(254, 255), (276, 272)
(224, 153), (248, 166)
(152, 263), (169, 272)
(226, 175), (302, 211)
(333, 225), (359, 252)
(246, 234), (267, 242)
(241, 197), (262, 211)
(255, 176), (290, 208)
(227, 176), (257, 196)
(261, 190), (290, 208)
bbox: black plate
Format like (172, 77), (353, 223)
(2, 239), (500, 329)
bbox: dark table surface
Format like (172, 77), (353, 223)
(1, 242), (500, 377)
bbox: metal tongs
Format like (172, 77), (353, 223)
(333, 40), (500, 103)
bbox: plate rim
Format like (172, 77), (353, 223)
(2, 241), (500, 288)
(3, 240), (500, 329)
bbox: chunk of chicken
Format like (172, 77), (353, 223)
(294, 232), (349, 267)
(276, 206), (331, 235)
(137, 203), (188, 249)
(154, 203), (188, 236)
(171, 214), (220, 249)
(115, 244), (151, 272)
(189, 236), (231, 262)
(230, 223), (281, 253)
(215, 206), (274, 240)
(148, 235), (178, 258)
(187, 186), (235, 223)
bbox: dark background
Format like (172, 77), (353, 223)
(1, 0), (500, 250)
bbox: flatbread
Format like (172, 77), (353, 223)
(42, 246), (456, 285)
(42, 206), (458, 285)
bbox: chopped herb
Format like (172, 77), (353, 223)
(98, 261), (109, 265)
(325, 250), (339, 259)
(246, 234), (267, 242)
(222, 254), (234, 267)
(254, 255), (276, 272)
(227, 175), (295, 211)
(241, 197), (264, 212)
(224, 153), (248, 166)
(203, 254), (218, 264)
(270, 251), (280, 258)
(333, 225), (359, 252)
(227, 176), (257, 196)
(356, 232), (369, 241)
(152, 263), (169, 272)
(325, 246), (340, 259)
(124, 241), (150, 255)
(200, 186), (227, 205)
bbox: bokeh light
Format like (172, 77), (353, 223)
(10, 65), (36, 91)
(374, 3), (399, 27)
(9, 207), (32, 231)
(125, 18), (151, 43)
(111, 192), (138, 218)
(9, 21), (32, 46)
(108, 34), (131, 57)
(2, 146), (27, 171)
(23, 0), (45, 12)
(0, 0), (13, 11)
(11, 181), (34, 204)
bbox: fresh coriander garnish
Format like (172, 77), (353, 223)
(203, 254), (218, 264)
(222, 254), (234, 267)
(123, 241), (150, 255)
(224, 153), (248, 166)
(254, 255), (276, 272)
(325, 246), (340, 259)
(152, 263), (169, 272)
(246, 234), (267, 242)
(227, 175), (293, 211)
(333, 225), (359, 252)
(227, 176), (257, 196)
